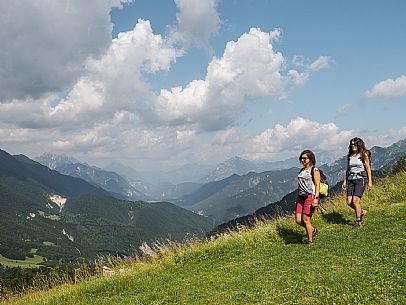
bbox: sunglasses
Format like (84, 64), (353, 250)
(300, 156), (309, 161)
(350, 143), (359, 147)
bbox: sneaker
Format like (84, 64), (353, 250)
(352, 221), (362, 228)
(306, 240), (314, 247)
(312, 228), (319, 240)
(361, 209), (368, 221)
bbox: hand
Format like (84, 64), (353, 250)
(368, 181), (372, 191)
(312, 198), (319, 207)
(342, 181), (346, 190)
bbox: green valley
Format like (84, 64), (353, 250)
(0, 149), (212, 264)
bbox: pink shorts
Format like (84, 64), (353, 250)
(296, 194), (316, 215)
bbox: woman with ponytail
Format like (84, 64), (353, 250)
(342, 137), (373, 228)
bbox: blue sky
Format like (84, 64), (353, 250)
(1, 0), (405, 171)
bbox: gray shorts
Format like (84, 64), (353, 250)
(347, 178), (367, 198)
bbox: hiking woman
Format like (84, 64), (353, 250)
(296, 150), (320, 247)
(342, 137), (372, 228)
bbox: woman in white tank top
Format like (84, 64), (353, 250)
(342, 138), (373, 228)
(296, 150), (320, 246)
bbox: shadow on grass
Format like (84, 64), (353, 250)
(322, 211), (352, 225)
(276, 226), (304, 244)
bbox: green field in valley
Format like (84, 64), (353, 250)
(0, 254), (44, 269)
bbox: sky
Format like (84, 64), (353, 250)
(1, 0), (405, 171)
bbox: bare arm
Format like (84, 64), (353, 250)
(342, 172), (347, 190)
(313, 169), (321, 206)
(364, 152), (373, 190)
(342, 158), (348, 190)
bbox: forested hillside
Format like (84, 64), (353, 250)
(0, 150), (212, 265)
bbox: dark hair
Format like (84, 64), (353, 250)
(299, 150), (316, 166)
(347, 137), (370, 161)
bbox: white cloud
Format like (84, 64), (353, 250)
(0, 19), (182, 129)
(176, 128), (196, 144)
(287, 55), (332, 86)
(364, 127), (406, 147)
(0, 0), (334, 166)
(247, 117), (354, 159)
(0, 126), (58, 143)
(171, 0), (221, 49)
(6, 2), (399, 174)
(0, 0), (128, 101)
(309, 56), (333, 71)
(288, 70), (309, 86)
(292, 55), (306, 67)
(245, 118), (406, 162)
(213, 127), (244, 145)
(364, 75), (406, 99)
(333, 102), (355, 120)
(0, 96), (59, 128)
(48, 19), (181, 126)
(146, 27), (286, 131)
(23, 112), (168, 158)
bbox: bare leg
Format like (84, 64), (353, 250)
(302, 214), (314, 242)
(352, 196), (362, 219)
(295, 212), (305, 228)
(346, 196), (355, 209)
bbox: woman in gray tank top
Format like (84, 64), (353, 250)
(342, 137), (373, 228)
(296, 150), (320, 247)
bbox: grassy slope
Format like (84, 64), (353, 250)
(5, 172), (406, 305)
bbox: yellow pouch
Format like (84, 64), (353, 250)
(320, 182), (329, 197)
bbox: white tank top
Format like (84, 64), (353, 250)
(297, 167), (319, 196)
(348, 154), (366, 180)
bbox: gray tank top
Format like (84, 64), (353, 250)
(348, 154), (366, 180)
(298, 167), (319, 196)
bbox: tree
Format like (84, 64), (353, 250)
(391, 155), (406, 175)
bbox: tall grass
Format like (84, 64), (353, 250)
(3, 171), (406, 304)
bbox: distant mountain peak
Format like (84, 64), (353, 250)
(35, 153), (80, 170)
(204, 157), (257, 182)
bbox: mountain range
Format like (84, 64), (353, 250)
(35, 154), (150, 202)
(0, 150), (212, 263)
(35, 151), (340, 202)
(176, 139), (406, 224)
(201, 151), (341, 182)
(35, 139), (406, 226)
(2, 138), (405, 264)
(211, 154), (406, 236)
(105, 161), (214, 185)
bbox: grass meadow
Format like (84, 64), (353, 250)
(3, 171), (405, 304)
(0, 254), (44, 269)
